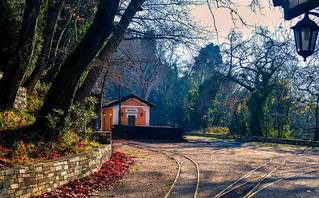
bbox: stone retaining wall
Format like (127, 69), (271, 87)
(13, 87), (27, 110)
(0, 144), (112, 198)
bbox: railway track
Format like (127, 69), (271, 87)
(128, 142), (200, 198)
(185, 137), (319, 197)
(215, 163), (319, 197)
(246, 164), (319, 197)
(117, 138), (319, 197)
(213, 149), (319, 198)
(214, 154), (286, 198)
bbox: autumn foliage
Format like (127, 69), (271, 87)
(31, 150), (134, 198)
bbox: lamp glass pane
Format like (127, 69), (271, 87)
(310, 29), (318, 52)
(289, 0), (308, 9)
(301, 27), (311, 51)
(294, 28), (301, 52)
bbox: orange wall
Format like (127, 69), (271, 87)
(121, 107), (146, 126)
(122, 99), (145, 106)
(102, 99), (149, 129)
(120, 99), (147, 126)
(102, 108), (113, 131)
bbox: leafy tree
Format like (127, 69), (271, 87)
(292, 64), (319, 141)
(44, 0), (98, 83)
(32, 0), (120, 139)
(210, 80), (242, 127)
(184, 73), (223, 130)
(192, 43), (222, 83)
(229, 91), (250, 136)
(150, 64), (193, 127)
(265, 79), (294, 138)
(0, 0), (23, 71)
(220, 27), (297, 136)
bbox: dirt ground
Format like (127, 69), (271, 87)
(98, 144), (177, 197)
(99, 137), (319, 198)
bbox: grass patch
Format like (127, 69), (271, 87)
(130, 165), (140, 174)
(186, 135), (237, 142)
(122, 150), (151, 158)
(186, 135), (319, 151)
(246, 141), (319, 150)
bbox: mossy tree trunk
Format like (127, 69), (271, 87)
(247, 74), (272, 137)
(23, 0), (65, 94)
(247, 92), (266, 137)
(33, 0), (120, 139)
(0, 0), (43, 108)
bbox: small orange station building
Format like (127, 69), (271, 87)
(101, 94), (156, 131)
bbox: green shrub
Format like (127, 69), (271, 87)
(27, 82), (50, 112)
(46, 96), (98, 140)
(0, 110), (35, 132)
(0, 135), (100, 169)
(194, 126), (230, 135)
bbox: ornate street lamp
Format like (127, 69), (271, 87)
(291, 13), (319, 61)
(272, 0), (319, 60)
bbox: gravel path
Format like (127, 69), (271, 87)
(98, 144), (177, 197)
(101, 137), (319, 197)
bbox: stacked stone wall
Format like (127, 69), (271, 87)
(0, 144), (111, 198)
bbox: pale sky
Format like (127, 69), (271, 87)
(190, 0), (302, 43)
(174, 0), (312, 66)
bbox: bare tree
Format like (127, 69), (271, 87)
(292, 65), (319, 141)
(220, 27), (298, 136)
(74, 0), (209, 104)
(73, 0), (147, 104)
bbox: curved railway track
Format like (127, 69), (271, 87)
(117, 138), (319, 197)
(186, 137), (319, 197)
(128, 143), (200, 198)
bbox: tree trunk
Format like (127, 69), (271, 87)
(32, 0), (120, 139)
(0, 0), (43, 108)
(74, 65), (108, 104)
(23, 0), (65, 94)
(73, 0), (146, 104)
(247, 91), (267, 137)
(248, 104), (263, 136)
(44, 14), (73, 83)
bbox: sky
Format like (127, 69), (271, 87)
(170, 0), (313, 66)
(190, 0), (302, 43)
